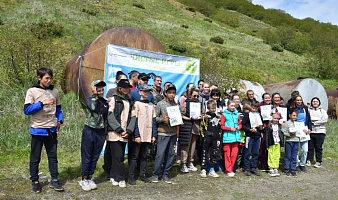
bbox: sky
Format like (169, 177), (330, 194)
(252, 0), (338, 25)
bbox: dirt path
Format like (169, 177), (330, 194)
(1, 160), (338, 200)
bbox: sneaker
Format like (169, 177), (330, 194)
(180, 164), (189, 173)
(200, 169), (207, 178)
(227, 172), (235, 177)
(306, 160), (312, 167)
(188, 163), (198, 172)
(48, 179), (64, 192)
(274, 169), (280, 176)
(88, 179), (97, 190)
(139, 176), (151, 183)
(314, 162), (322, 168)
(208, 170), (219, 178)
(284, 170), (291, 177)
(128, 178), (136, 185)
(250, 168), (260, 176)
(296, 166), (302, 172)
(299, 166), (307, 173)
(152, 176), (159, 183)
(79, 180), (91, 191)
(118, 181), (126, 188)
(244, 169), (251, 176)
(110, 178), (119, 186)
(162, 176), (172, 184)
(31, 181), (42, 193)
(291, 171), (297, 177)
(268, 169), (276, 177)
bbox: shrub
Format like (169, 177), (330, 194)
(82, 8), (99, 16)
(210, 36), (224, 44)
(186, 7), (195, 12)
(216, 49), (230, 59)
(133, 3), (145, 9)
(204, 18), (212, 23)
(271, 44), (284, 52)
(181, 24), (189, 29)
(169, 44), (187, 53)
(30, 20), (64, 39)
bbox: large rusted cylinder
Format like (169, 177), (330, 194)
(65, 27), (166, 103)
(264, 78), (328, 111)
(326, 89), (338, 118)
(239, 80), (265, 102)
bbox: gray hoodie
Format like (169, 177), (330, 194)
(284, 120), (300, 142)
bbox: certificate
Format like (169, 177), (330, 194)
(260, 105), (272, 120)
(294, 122), (310, 141)
(166, 106), (183, 127)
(190, 102), (201, 119)
(278, 107), (287, 122)
(249, 112), (263, 128)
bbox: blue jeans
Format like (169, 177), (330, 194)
(284, 142), (299, 171)
(153, 135), (177, 177)
(243, 137), (261, 169)
(298, 141), (308, 166)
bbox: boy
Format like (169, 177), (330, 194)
(152, 83), (177, 184)
(24, 67), (64, 193)
(79, 80), (109, 191)
(200, 100), (221, 178)
(128, 85), (157, 185)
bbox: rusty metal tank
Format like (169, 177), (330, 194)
(239, 80), (266, 102)
(263, 78), (328, 111)
(326, 89), (338, 118)
(65, 27), (166, 103)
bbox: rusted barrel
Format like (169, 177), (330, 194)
(239, 80), (265, 102)
(65, 27), (166, 103)
(326, 89), (338, 119)
(264, 78), (328, 110)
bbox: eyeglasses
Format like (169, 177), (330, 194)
(193, 95), (198, 98)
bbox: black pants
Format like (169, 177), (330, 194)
(30, 132), (58, 181)
(108, 141), (126, 182)
(307, 133), (325, 163)
(128, 142), (150, 179)
(234, 145), (245, 171)
(81, 126), (106, 178)
(103, 141), (111, 178)
(201, 137), (218, 170)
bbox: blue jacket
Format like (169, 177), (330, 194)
(221, 109), (242, 143)
(130, 86), (154, 104)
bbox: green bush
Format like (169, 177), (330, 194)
(216, 48), (230, 59)
(169, 44), (187, 53)
(210, 36), (224, 44)
(271, 44), (284, 52)
(82, 8), (99, 16)
(133, 3), (145, 9)
(30, 19), (64, 39)
(186, 7), (195, 12)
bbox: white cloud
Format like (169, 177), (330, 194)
(252, 0), (338, 25)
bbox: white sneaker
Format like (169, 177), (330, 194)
(180, 164), (189, 173)
(274, 169), (280, 176)
(188, 163), (198, 171)
(110, 178), (119, 186)
(209, 170), (219, 178)
(314, 162), (322, 168)
(118, 180), (126, 188)
(306, 160), (312, 167)
(88, 179), (97, 190)
(227, 172), (235, 177)
(79, 180), (91, 191)
(268, 169), (276, 177)
(200, 169), (207, 178)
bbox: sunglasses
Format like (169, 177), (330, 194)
(193, 95), (199, 98)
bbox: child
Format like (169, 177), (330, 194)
(221, 100), (242, 177)
(200, 100), (221, 178)
(265, 112), (284, 177)
(128, 85), (157, 185)
(283, 109), (300, 177)
(79, 80), (108, 191)
(242, 103), (263, 176)
(106, 79), (136, 188)
(24, 67), (64, 193)
(152, 83), (178, 184)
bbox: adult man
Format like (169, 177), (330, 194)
(151, 76), (163, 105)
(131, 72), (154, 103)
(106, 71), (127, 98)
(128, 70), (139, 91)
(242, 90), (259, 106)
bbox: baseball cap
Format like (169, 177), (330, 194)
(139, 84), (152, 91)
(91, 80), (106, 87)
(138, 73), (150, 80)
(117, 79), (132, 88)
(164, 83), (176, 93)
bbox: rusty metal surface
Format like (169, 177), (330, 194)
(326, 89), (338, 119)
(65, 27), (166, 103)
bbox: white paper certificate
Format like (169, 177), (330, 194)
(166, 106), (183, 127)
(278, 107), (287, 122)
(190, 102), (201, 119)
(249, 112), (263, 128)
(260, 105), (272, 120)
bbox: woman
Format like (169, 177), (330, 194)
(289, 95), (312, 172)
(207, 89), (223, 116)
(258, 93), (271, 171)
(179, 83), (195, 105)
(307, 97), (328, 168)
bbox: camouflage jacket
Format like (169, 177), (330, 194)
(85, 94), (108, 130)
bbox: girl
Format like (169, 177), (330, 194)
(179, 88), (202, 173)
(289, 95), (312, 172)
(106, 79), (136, 188)
(265, 112), (284, 177)
(258, 93), (271, 171)
(307, 97), (328, 168)
(221, 100), (242, 177)
(284, 109), (300, 177)
(207, 89), (223, 116)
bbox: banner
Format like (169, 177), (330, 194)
(104, 44), (200, 98)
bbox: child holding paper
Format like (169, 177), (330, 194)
(242, 103), (263, 176)
(283, 109), (300, 177)
(179, 88), (202, 173)
(265, 112), (284, 177)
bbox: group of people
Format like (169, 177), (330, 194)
(24, 68), (328, 194)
